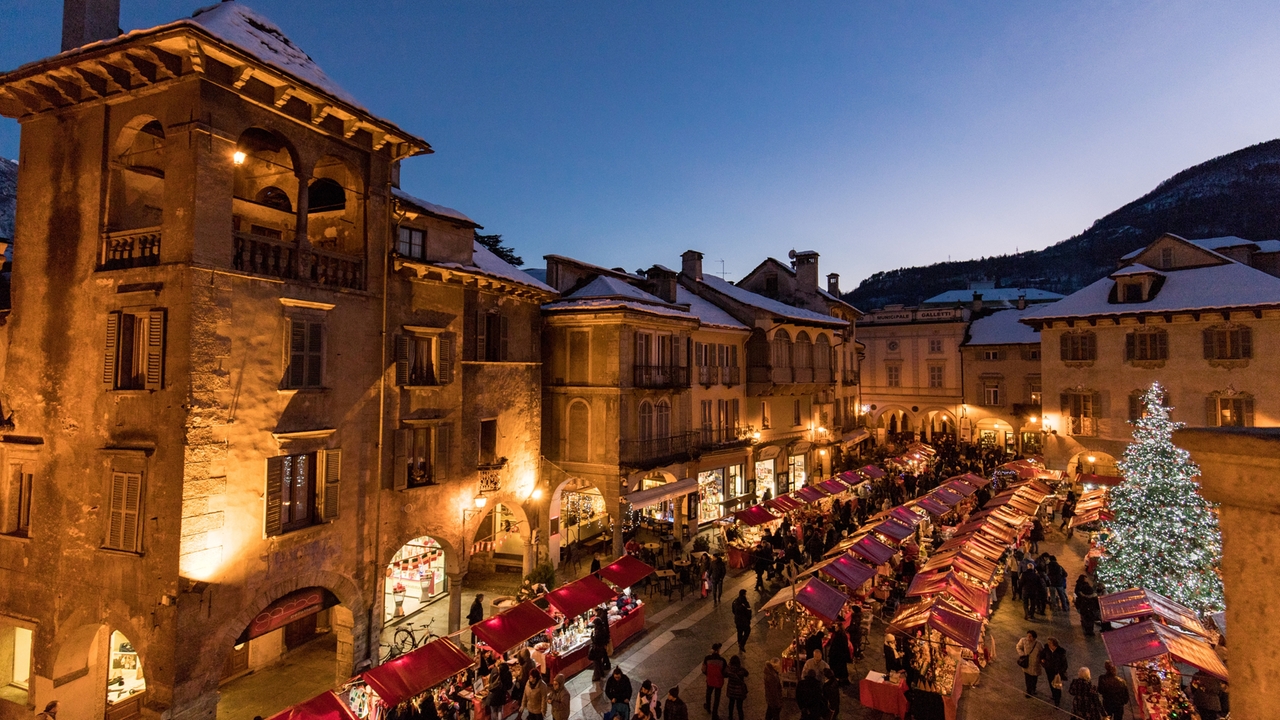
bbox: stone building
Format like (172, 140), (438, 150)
(958, 306), (1046, 455)
(1023, 233), (1280, 477)
(0, 3), (550, 718)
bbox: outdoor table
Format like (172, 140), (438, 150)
(654, 569), (676, 595)
(859, 672), (909, 719)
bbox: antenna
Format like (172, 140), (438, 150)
(718, 260), (728, 280)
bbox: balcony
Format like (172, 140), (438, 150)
(634, 364), (690, 389)
(746, 365), (837, 392)
(100, 227), (161, 270)
(698, 365), (720, 386)
(620, 432), (700, 469)
(842, 370), (860, 386)
(698, 425), (751, 451)
(723, 366), (741, 386)
(813, 368), (833, 384)
(310, 247), (364, 290)
(234, 230), (297, 281)
(1067, 416), (1096, 437)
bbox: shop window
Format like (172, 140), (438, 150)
(1060, 331), (1097, 362)
(754, 460), (775, 500)
(927, 365), (943, 388)
(385, 536), (448, 621)
(886, 364), (901, 387)
(727, 465), (745, 497)
(265, 449), (342, 535)
(479, 419), (499, 466)
(1203, 326), (1252, 361)
(107, 631), (146, 708)
(2, 463), (33, 537)
(697, 469), (724, 522)
(1207, 394), (1254, 428)
(0, 626), (32, 706)
(284, 318), (325, 389)
(788, 454), (806, 492)
(396, 226), (426, 260)
(103, 471), (143, 553)
(560, 486), (605, 545)
(395, 332), (454, 386)
(477, 311), (509, 362)
(1126, 329), (1168, 362)
(395, 425), (451, 489)
(103, 309), (166, 391)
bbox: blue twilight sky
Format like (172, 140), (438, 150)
(4, 1), (1280, 287)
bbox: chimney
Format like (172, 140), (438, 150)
(1016, 292), (1026, 310)
(827, 273), (840, 296)
(681, 250), (703, 282)
(646, 266), (679, 304)
(971, 293), (983, 313)
(62, 0), (121, 51)
(793, 250), (819, 298)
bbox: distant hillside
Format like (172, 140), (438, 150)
(846, 139), (1280, 309)
(0, 157), (14, 242)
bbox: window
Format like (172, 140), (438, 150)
(397, 226), (425, 260)
(927, 365), (944, 388)
(568, 330), (591, 384)
(477, 311), (509, 362)
(928, 338), (943, 354)
(701, 400), (713, 433)
(1060, 332), (1097, 362)
(103, 309), (166, 390)
(1129, 388), (1170, 421)
(1208, 395), (1254, 428)
(1027, 377), (1042, 405)
(981, 349), (1000, 361)
(1126, 329), (1168, 362)
(266, 449), (341, 534)
(1121, 282), (1143, 303)
(764, 275), (778, 296)
(479, 419), (499, 466)
(1160, 247), (1173, 269)
(886, 364), (901, 387)
(566, 402), (590, 462)
(638, 401), (654, 440)
(394, 333), (454, 386)
(983, 382), (1001, 406)
(395, 426), (452, 488)
(1022, 346), (1041, 361)
(655, 400), (671, 438)
(793, 398), (802, 427)
(1203, 326), (1252, 361)
(2, 463), (33, 537)
(761, 401), (771, 430)
(1061, 392), (1097, 436)
(105, 471), (143, 552)
(285, 318), (324, 389)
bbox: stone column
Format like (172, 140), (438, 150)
(447, 571), (465, 634)
(332, 605), (355, 684)
(1174, 427), (1280, 720)
(673, 495), (686, 545)
(523, 532), (535, 575)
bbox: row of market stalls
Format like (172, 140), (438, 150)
(269, 556), (658, 720)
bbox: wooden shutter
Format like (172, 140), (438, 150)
(319, 449), (341, 521)
(1059, 334), (1069, 361)
(1124, 333), (1135, 361)
(499, 315), (509, 361)
(438, 334), (455, 384)
(1205, 396), (1219, 427)
(1085, 333), (1096, 360)
(1156, 331), (1168, 360)
(103, 311), (121, 387)
(394, 335), (410, 386)
(106, 472), (126, 548)
(393, 429), (411, 490)
(1244, 397), (1255, 427)
(107, 472), (142, 552)
(695, 342), (703, 366)
(144, 309), (166, 390)
(265, 456), (285, 536)
(306, 322), (324, 387)
(1203, 329), (1215, 359)
(434, 423), (452, 480)
(1060, 393), (1070, 416)
(1240, 327), (1253, 358)
(288, 320), (307, 388)
(476, 309), (487, 361)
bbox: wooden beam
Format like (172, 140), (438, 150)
(46, 73), (88, 103)
(24, 80), (71, 108)
(310, 104), (333, 125)
(72, 67), (111, 97)
(98, 60), (136, 91)
(124, 53), (160, 83)
(140, 45), (182, 79)
(231, 65), (254, 90)
(273, 85), (295, 108)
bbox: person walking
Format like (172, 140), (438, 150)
(522, 669), (548, 720)
(1097, 662), (1130, 720)
(825, 624), (852, 685)
(711, 554), (728, 605)
(702, 643), (727, 720)
(468, 594), (486, 649)
(731, 590), (753, 653)
(795, 669), (827, 720)
(606, 667), (635, 720)
(1069, 667), (1104, 720)
(1040, 637), (1068, 707)
(1019, 566), (1043, 621)
(1046, 556), (1068, 611)
(548, 674), (571, 720)
(724, 655), (749, 720)
(590, 608), (613, 688)
(1029, 518), (1045, 554)
(821, 669), (841, 720)
(665, 688), (689, 720)
(1075, 578), (1101, 637)
(762, 658), (783, 720)
(752, 542), (770, 592)
(1016, 630), (1043, 697)
(636, 679), (660, 719)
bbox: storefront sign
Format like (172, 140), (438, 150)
(238, 587), (338, 643)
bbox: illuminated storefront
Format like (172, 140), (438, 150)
(107, 631), (146, 713)
(788, 454), (806, 491)
(697, 468), (724, 522)
(755, 459), (775, 500)
(384, 536), (449, 622)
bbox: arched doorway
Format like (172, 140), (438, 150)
(469, 502), (530, 574)
(105, 631), (147, 718)
(976, 418), (1015, 454)
(0, 621), (32, 710)
(1068, 450), (1119, 480)
(384, 536), (450, 623)
(549, 477), (608, 567)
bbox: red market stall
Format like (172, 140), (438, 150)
(598, 555), (655, 589)
(543, 574), (642, 678)
(915, 496), (952, 517)
(1079, 473), (1124, 487)
(957, 472), (989, 488)
(941, 478), (977, 497)
(889, 506), (925, 528)
(794, 486), (828, 503)
(859, 465), (887, 480)
(360, 637), (474, 708)
(818, 478), (849, 495)
(1099, 589), (1215, 640)
(890, 597), (984, 652)
(470, 601), (557, 655)
(762, 576), (850, 624)
(546, 575), (620, 623)
(818, 552), (877, 591)
(848, 534), (897, 566)
(766, 495), (805, 513)
(734, 505), (780, 526)
(726, 506), (781, 568)
(268, 692), (357, 720)
(873, 517), (915, 544)
(905, 571), (991, 617)
(1102, 620), (1228, 680)
(932, 486), (965, 506)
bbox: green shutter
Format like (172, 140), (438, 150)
(288, 321), (307, 388)
(438, 334), (454, 384)
(306, 322), (324, 387)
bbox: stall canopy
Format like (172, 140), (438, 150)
(470, 601), (557, 655)
(794, 486), (827, 503)
(905, 571), (991, 617)
(942, 478), (977, 497)
(622, 477), (699, 509)
(818, 479), (848, 495)
(842, 429), (870, 447)
(546, 575), (620, 620)
(873, 517), (914, 543)
(933, 486), (965, 506)
(959, 472), (990, 488)
(889, 506), (924, 528)
(761, 577), (849, 624)
(597, 555), (656, 589)
(915, 497), (951, 517)
(267, 691), (357, 720)
(1099, 589), (1215, 640)
(819, 553), (877, 590)
(848, 534), (896, 566)
(859, 465), (886, 479)
(1080, 473), (1124, 487)
(1102, 620), (1228, 681)
(734, 505), (780, 527)
(1069, 508), (1114, 528)
(889, 598), (984, 651)
(766, 495), (805, 513)
(838, 470), (862, 486)
(362, 637), (474, 707)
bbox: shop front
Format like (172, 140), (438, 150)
(384, 536), (448, 622)
(560, 485), (607, 547)
(106, 631), (146, 720)
(697, 468), (724, 522)
(787, 453), (807, 492)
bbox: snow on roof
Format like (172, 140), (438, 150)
(1122, 236), (1280, 260)
(702, 274), (846, 326)
(1110, 264), (1162, 277)
(924, 287), (1064, 304)
(1022, 261), (1280, 321)
(965, 307), (1043, 346)
(544, 254), (645, 281)
(429, 242), (554, 295)
(677, 287), (749, 331)
(391, 188), (479, 227)
(568, 276), (665, 303)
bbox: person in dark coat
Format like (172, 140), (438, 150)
(752, 543), (770, 591)
(1097, 662), (1130, 720)
(1074, 579), (1101, 637)
(1039, 637), (1068, 706)
(468, 594), (486, 649)
(824, 625), (853, 685)
(590, 608), (612, 683)
(762, 659), (783, 720)
(590, 554), (602, 573)
(1019, 567), (1044, 621)
(711, 554), (728, 605)
(663, 688), (688, 720)
(1029, 518), (1045, 554)
(731, 590), (753, 653)
(795, 669), (827, 720)
(821, 669), (840, 720)
(702, 643), (727, 720)
(605, 668), (634, 720)
(723, 655), (749, 720)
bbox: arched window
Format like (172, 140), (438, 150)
(638, 401), (654, 441)
(255, 186), (293, 212)
(655, 400), (671, 438)
(308, 177), (346, 212)
(567, 401), (590, 462)
(814, 335), (831, 375)
(794, 332), (813, 368)
(772, 330), (792, 369)
(103, 117), (166, 269)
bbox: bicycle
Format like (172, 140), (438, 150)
(381, 617), (440, 662)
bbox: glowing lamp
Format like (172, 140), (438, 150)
(531, 488), (544, 501)
(233, 150), (246, 165)
(1086, 456), (1097, 463)
(474, 495), (487, 508)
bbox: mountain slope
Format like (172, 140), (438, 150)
(846, 139), (1280, 309)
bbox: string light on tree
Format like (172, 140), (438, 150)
(1096, 382), (1225, 616)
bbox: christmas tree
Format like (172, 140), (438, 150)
(1095, 382), (1225, 616)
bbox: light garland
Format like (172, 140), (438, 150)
(1095, 382), (1225, 616)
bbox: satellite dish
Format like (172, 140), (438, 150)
(788, 249), (797, 259)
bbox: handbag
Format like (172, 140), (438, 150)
(1052, 677), (1063, 690)
(1016, 655), (1029, 669)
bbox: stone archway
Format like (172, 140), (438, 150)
(548, 472), (613, 569)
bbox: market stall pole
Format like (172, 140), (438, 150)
(267, 691), (358, 720)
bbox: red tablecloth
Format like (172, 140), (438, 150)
(859, 677), (909, 718)
(727, 546), (753, 569)
(544, 606), (646, 679)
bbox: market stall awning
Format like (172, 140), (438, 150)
(1069, 508), (1114, 528)
(873, 517), (914, 543)
(759, 576), (851, 623)
(1079, 473), (1124, 487)
(842, 429), (870, 447)
(622, 476), (698, 509)
(597, 555), (656, 589)
(362, 637), (474, 707)
(470, 601), (557, 655)
(838, 470), (862, 486)
(889, 506), (924, 527)
(938, 534), (1006, 562)
(942, 478), (977, 497)
(889, 598), (984, 652)
(920, 551), (999, 584)
(848, 534), (896, 566)
(933, 486), (965, 506)
(766, 495), (805, 512)
(1099, 589), (1215, 640)
(819, 553), (877, 590)
(268, 692), (358, 720)
(546, 575), (620, 620)
(818, 479), (848, 495)
(905, 571), (991, 617)
(915, 497), (951, 516)
(859, 465), (886, 479)
(1102, 620), (1228, 681)
(734, 505), (781, 527)
(959, 472), (990, 488)
(794, 486), (827, 503)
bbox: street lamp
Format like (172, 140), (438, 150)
(473, 495), (487, 508)
(232, 150), (246, 165)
